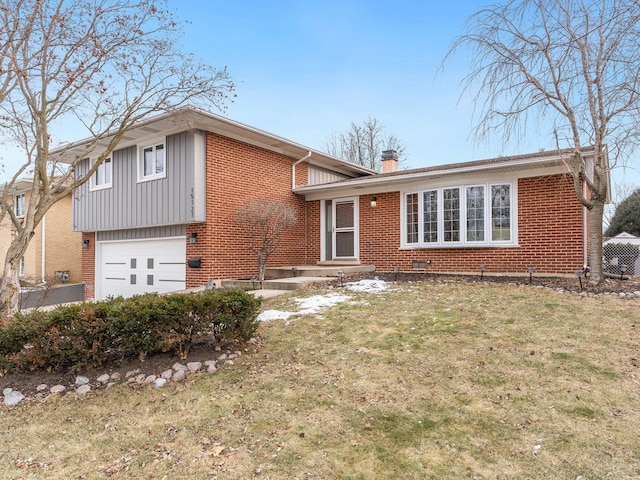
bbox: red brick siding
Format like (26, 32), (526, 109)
(186, 132), (309, 287)
(81, 232), (96, 299)
(306, 173), (586, 275)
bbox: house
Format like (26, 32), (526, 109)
(0, 179), (83, 285)
(61, 106), (603, 300)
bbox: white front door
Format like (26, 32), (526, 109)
(97, 237), (186, 300)
(329, 198), (358, 260)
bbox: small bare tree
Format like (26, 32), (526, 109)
(326, 117), (406, 171)
(0, 0), (235, 317)
(236, 200), (297, 282)
(444, 0), (640, 284)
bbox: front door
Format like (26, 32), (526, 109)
(326, 198), (358, 260)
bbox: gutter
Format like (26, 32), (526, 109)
(292, 151), (312, 190)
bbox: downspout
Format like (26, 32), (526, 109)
(292, 151), (312, 264)
(41, 214), (46, 283)
(292, 151), (312, 190)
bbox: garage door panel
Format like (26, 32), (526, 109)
(98, 238), (186, 300)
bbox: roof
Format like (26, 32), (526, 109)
(604, 232), (640, 246)
(51, 106), (376, 178)
(294, 146), (604, 198)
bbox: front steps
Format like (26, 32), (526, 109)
(221, 264), (375, 292)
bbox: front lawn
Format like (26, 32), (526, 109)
(1, 280), (638, 479)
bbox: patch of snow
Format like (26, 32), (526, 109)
(257, 280), (388, 322)
(345, 278), (389, 293)
(293, 292), (350, 311)
(257, 310), (296, 322)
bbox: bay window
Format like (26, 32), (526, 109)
(403, 183), (513, 247)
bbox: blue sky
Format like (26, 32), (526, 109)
(172, 0), (544, 170)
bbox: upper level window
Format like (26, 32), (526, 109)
(14, 194), (25, 217)
(138, 139), (166, 181)
(403, 183), (513, 247)
(92, 157), (112, 190)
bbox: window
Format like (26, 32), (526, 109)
(19, 257), (25, 277)
(92, 157), (112, 189)
(422, 190), (438, 243)
(138, 139), (165, 181)
(403, 182), (514, 247)
(491, 184), (511, 241)
(14, 194), (25, 217)
(443, 188), (460, 243)
(466, 186), (485, 242)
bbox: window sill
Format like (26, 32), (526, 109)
(399, 243), (520, 250)
(137, 174), (166, 183)
(90, 184), (112, 192)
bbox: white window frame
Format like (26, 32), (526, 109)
(137, 137), (166, 182)
(14, 193), (25, 217)
(90, 157), (112, 190)
(19, 257), (25, 277)
(401, 182), (515, 248)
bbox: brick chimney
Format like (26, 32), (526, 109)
(381, 150), (398, 173)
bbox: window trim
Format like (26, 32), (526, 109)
(14, 193), (25, 218)
(137, 137), (166, 183)
(401, 182), (516, 248)
(90, 156), (113, 191)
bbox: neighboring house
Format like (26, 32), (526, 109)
(0, 180), (83, 285)
(61, 106), (605, 300)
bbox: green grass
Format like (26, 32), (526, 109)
(1, 281), (639, 479)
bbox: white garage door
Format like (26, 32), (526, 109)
(97, 237), (186, 300)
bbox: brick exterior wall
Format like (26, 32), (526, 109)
(0, 193), (82, 285)
(81, 232), (96, 299)
(185, 132), (309, 287)
(307, 173), (586, 276)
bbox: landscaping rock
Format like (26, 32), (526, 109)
(172, 362), (187, 371)
(187, 361), (202, 372)
(75, 376), (90, 386)
(97, 374), (111, 384)
(161, 369), (174, 380)
(125, 368), (140, 378)
(154, 378), (167, 389)
(50, 385), (66, 394)
(36, 384), (48, 392)
(172, 369), (186, 382)
(144, 375), (157, 384)
(110, 372), (122, 381)
(76, 385), (91, 395)
(4, 390), (24, 406)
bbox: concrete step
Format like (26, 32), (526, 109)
(221, 276), (334, 291)
(264, 264), (375, 280)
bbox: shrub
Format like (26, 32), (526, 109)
(0, 289), (261, 373)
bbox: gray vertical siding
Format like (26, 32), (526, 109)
(73, 131), (206, 231)
(96, 225), (186, 242)
(308, 165), (350, 185)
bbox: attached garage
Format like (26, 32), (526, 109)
(96, 237), (186, 300)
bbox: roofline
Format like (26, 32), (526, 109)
(51, 106), (377, 177)
(293, 147), (602, 194)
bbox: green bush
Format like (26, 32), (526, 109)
(0, 288), (261, 373)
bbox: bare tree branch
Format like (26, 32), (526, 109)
(326, 117), (407, 171)
(442, 0), (640, 284)
(236, 200), (297, 282)
(0, 0), (235, 316)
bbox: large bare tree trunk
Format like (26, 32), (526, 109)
(0, 254), (21, 319)
(588, 202), (604, 285)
